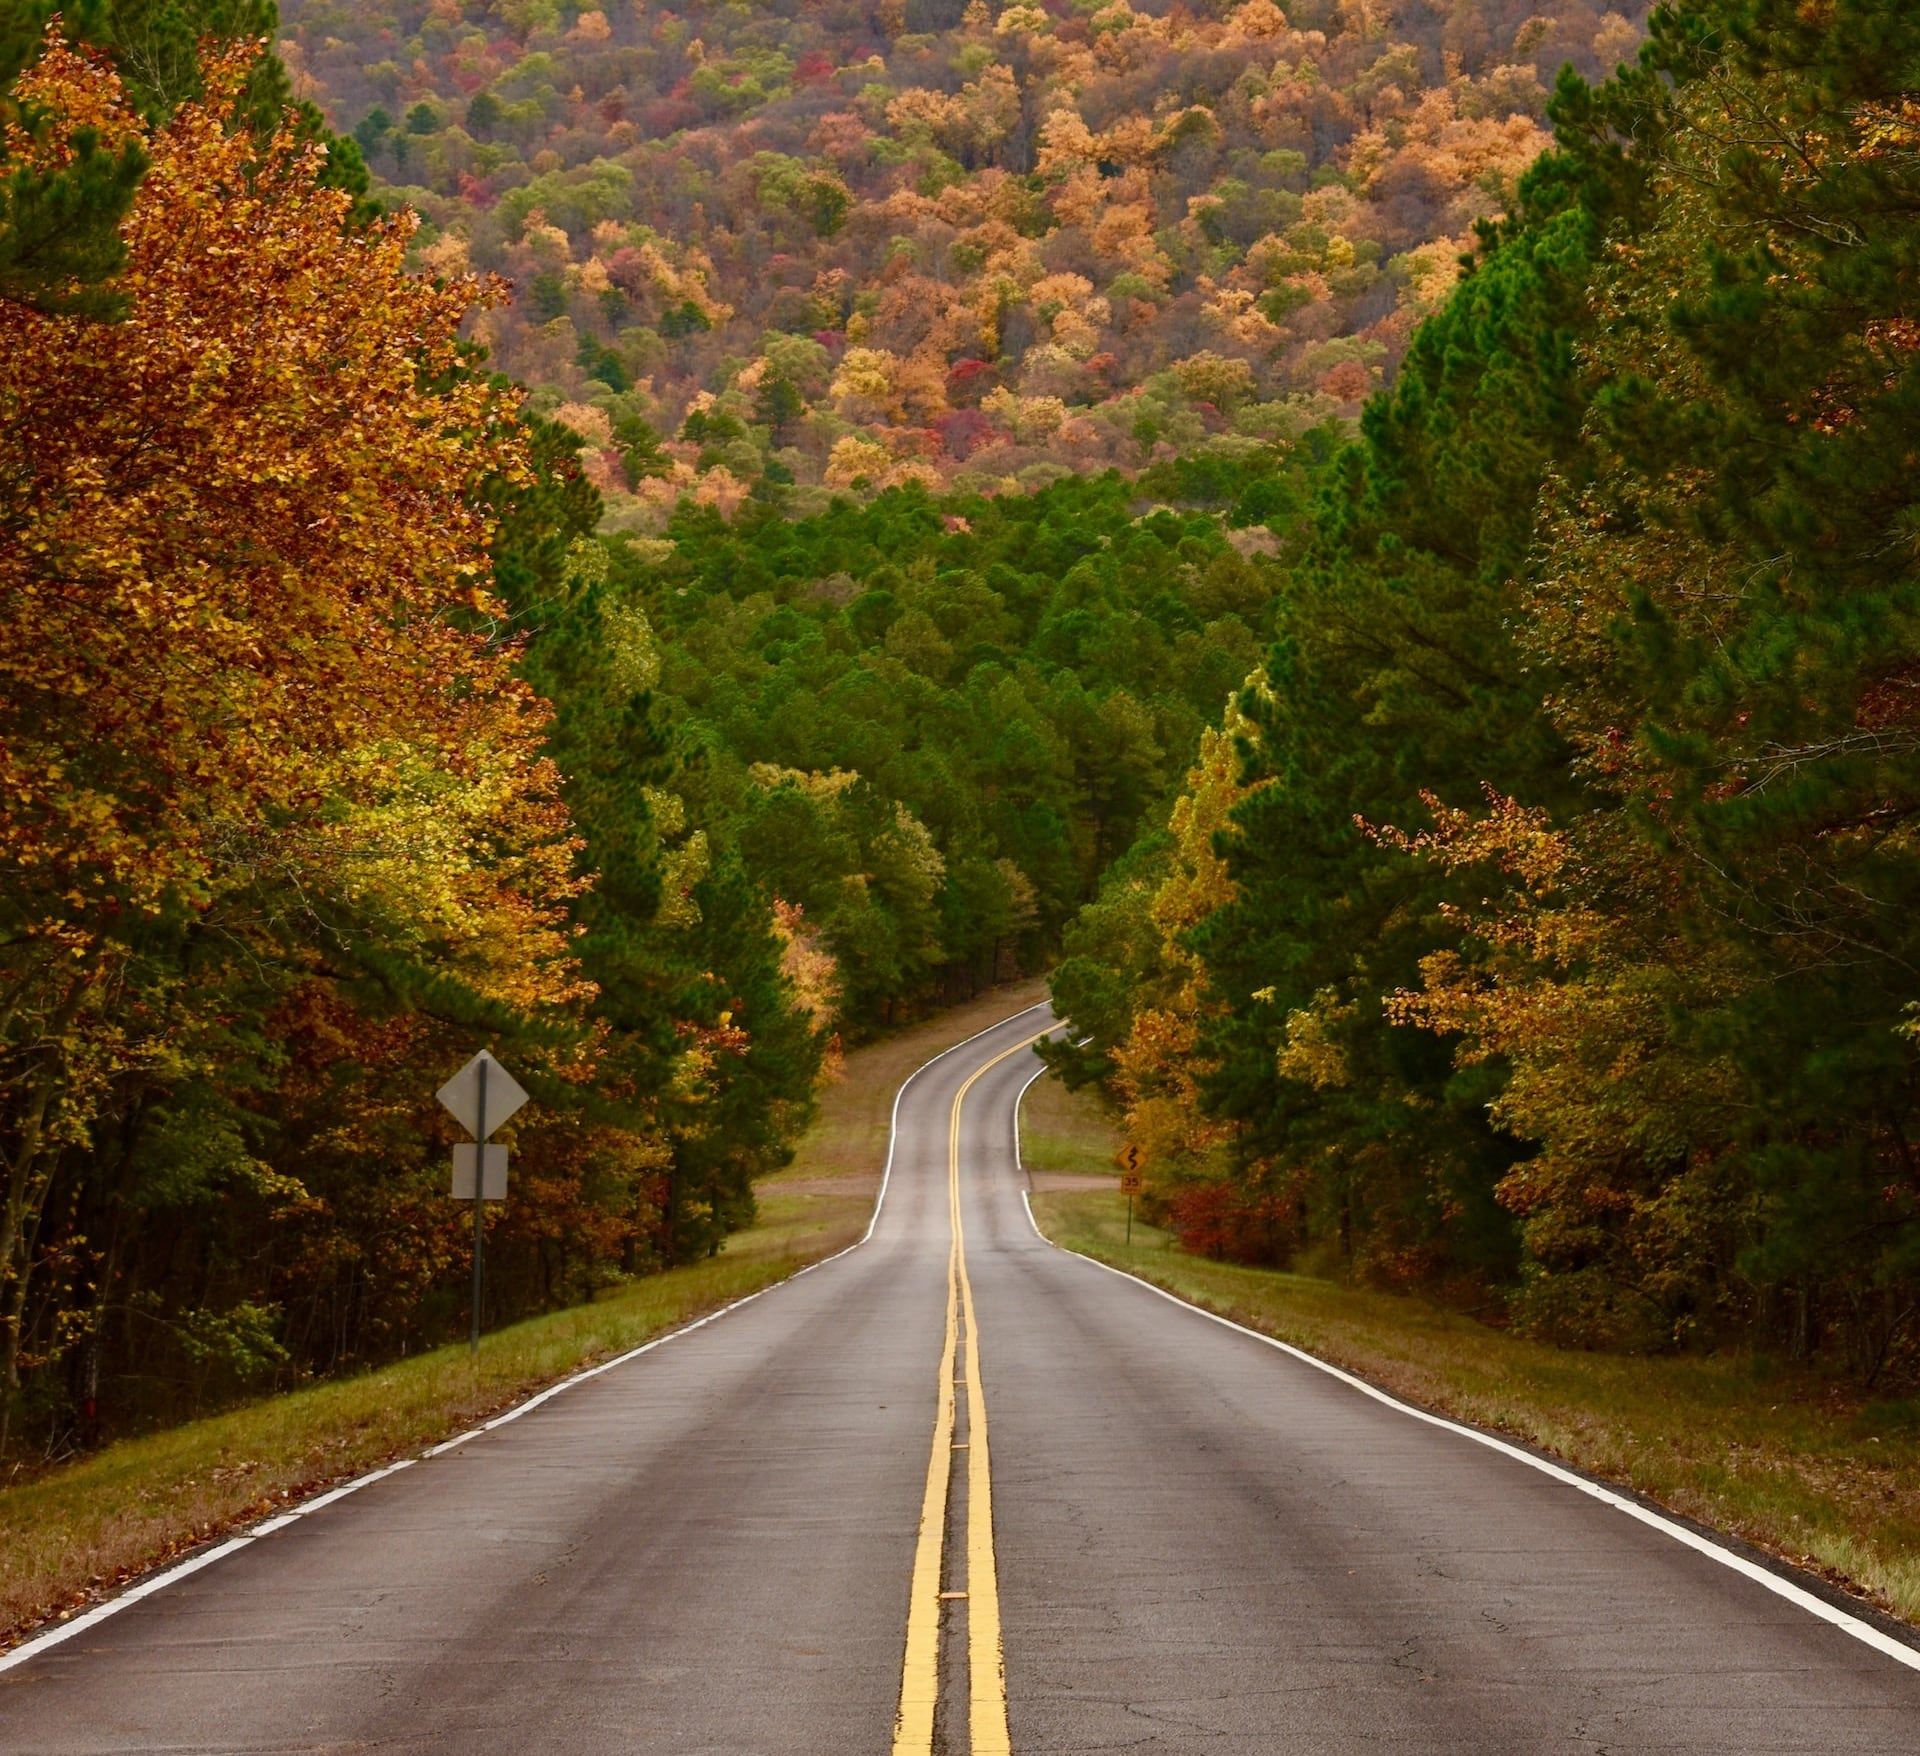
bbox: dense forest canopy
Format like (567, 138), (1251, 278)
(0, 0), (1319, 1448)
(0, 4), (820, 1449)
(272, 0), (1646, 516)
(634, 456), (1326, 1017)
(1055, 0), (1920, 1384)
(6, 0), (1918, 1471)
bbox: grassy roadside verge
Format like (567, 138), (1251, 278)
(0, 979), (1045, 1649)
(1016, 1069), (1122, 1187)
(1020, 1074), (1920, 1630)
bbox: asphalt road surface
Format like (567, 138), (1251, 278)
(5, 1002), (1919, 1752)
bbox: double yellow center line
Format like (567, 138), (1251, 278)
(892, 1031), (1047, 1756)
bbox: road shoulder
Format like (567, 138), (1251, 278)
(1016, 1070), (1920, 1640)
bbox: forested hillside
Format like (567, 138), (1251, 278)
(1054, 0), (1920, 1383)
(635, 454), (1322, 1019)
(0, 0), (1325, 1453)
(7, 0), (1914, 1473)
(272, 0), (1643, 515)
(0, 9), (845, 1450)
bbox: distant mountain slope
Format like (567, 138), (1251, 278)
(279, 0), (1644, 517)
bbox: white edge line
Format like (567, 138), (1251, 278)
(0, 1538), (256, 1667)
(0, 998), (1056, 1676)
(1012, 1101), (1920, 1679)
(1011, 1057), (1052, 1178)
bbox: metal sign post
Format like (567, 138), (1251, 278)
(436, 1049), (530, 1356)
(471, 1056), (488, 1356)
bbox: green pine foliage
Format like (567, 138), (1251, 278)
(619, 452), (1331, 1033)
(1056, 0), (1920, 1381)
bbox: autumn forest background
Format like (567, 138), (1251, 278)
(5, 0), (1920, 1468)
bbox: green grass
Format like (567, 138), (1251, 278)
(0, 979), (1045, 1648)
(1018, 1070), (1122, 1182)
(1021, 1080), (1920, 1630)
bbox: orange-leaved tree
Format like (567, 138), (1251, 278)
(0, 33), (588, 1421)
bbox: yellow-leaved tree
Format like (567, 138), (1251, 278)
(0, 35), (589, 1415)
(1112, 699), (1256, 1202)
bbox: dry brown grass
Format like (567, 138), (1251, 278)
(1018, 1071), (1120, 1188)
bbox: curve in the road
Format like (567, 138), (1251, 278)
(4, 997), (1920, 1756)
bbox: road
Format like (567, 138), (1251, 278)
(4, 1002), (1919, 1752)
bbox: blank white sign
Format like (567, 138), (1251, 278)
(436, 1050), (530, 1141)
(451, 1143), (509, 1200)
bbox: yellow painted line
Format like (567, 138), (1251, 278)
(892, 1030), (1049, 1756)
(891, 1223), (957, 1753)
(952, 1045), (1014, 1756)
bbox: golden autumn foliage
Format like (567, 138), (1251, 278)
(1377, 792), (1748, 1347)
(0, 35), (598, 1410)
(771, 899), (842, 1082)
(268, 0), (1641, 519)
(1112, 704), (1257, 1181)
(0, 34), (566, 934)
